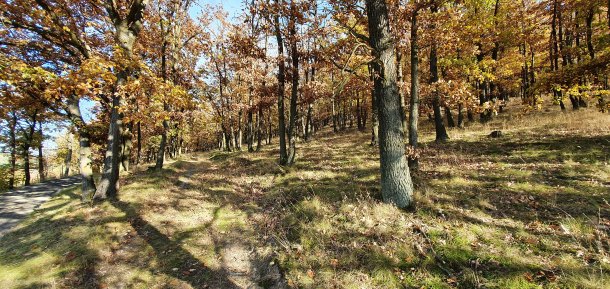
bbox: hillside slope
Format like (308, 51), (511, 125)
(1, 105), (609, 289)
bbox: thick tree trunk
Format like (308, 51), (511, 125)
(95, 77), (123, 199)
(366, 0), (414, 209)
(408, 10), (420, 169)
(95, 1), (147, 200)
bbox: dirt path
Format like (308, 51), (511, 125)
(0, 176), (81, 237)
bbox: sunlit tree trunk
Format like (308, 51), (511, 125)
(95, 0), (148, 200)
(286, 0), (299, 165)
(366, 0), (414, 209)
(37, 124), (45, 182)
(408, 9), (420, 169)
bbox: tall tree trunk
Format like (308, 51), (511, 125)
(585, 8), (594, 59)
(96, 75), (123, 199)
(408, 10), (420, 169)
(95, 0), (148, 200)
(369, 65), (379, 145)
(247, 91), (254, 152)
(37, 124), (45, 182)
(237, 110), (243, 150)
(156, 115), (169, 170)
(286, 0), (299, 165)
(366, 0), (414, 209)
(274, 8), (288, 165)
(121, 122), (132, 171)
(136, 121), (142, 165)
(445, 106), (455, 128)
(268, 107), (272, 145)
(396, 49), (407, 134)
(429, 6), (449, 142)
(8, 112), (17, 189)
(256, 105), (263, 151)
(305, 103), (313, 140)
(23, 147), (31, 186)
(457, 104), (464, 128)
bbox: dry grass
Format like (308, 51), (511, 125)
(0, 102), (609, 288)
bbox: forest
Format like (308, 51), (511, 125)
(0, 0), (609, 288)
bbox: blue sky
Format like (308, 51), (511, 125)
(190, 0), (242, 19)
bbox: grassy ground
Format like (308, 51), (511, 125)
(0, 103), (609, 288)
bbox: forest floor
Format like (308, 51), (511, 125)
(0, 102), (609, 289)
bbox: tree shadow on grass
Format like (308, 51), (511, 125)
(0, 192), (101, 288)
(111, 200), (241, 289)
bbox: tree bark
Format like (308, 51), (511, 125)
(274, 5), (288, 165)
(37, 125), (45, 182)
(286, 0), (299, 165)
(121, 122), (132, 171)
(256, 105), (263, 151)
(457, 104), (464, 128)
(429, 6), (449, 142)
(136, 121), (142, 165)
(445, 106), (455, 128)
(156, 115), (169, 170)
(585, 8), (594, 59)
(95, 0), (148, 200)
(396, 49), (407, 134)
(408, 9), (420, 169)
(8, 113), (17, 189)
(369, 65), (379, 145)
(366, 0), (414, 209)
